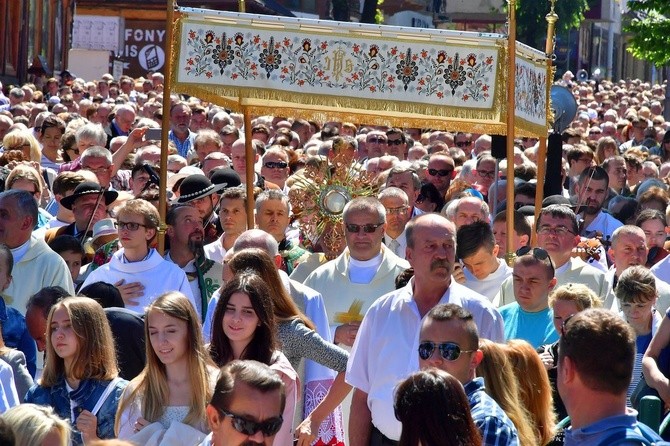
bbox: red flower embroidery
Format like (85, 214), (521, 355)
(206, 71), (213, 78)
(188, 30), (196, 39)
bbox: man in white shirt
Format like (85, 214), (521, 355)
(573, 166), (622, 240)
(379, 187), (410, 260)
(346, 213), (504, 445)
(456, 220), (512, 302)
(495, 204), (608, 307)
(203, 187), (248, 263)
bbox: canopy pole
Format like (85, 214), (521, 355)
(243, 108), (255, 229)
(505, 0), (517, 266)
(158, 0), (176, 255)
(532, 0), (558, 246)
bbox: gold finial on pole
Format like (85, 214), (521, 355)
(545, 0), (558, 57)
(239, 0), (246, 13)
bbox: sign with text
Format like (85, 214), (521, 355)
(116, 20), (167, 78)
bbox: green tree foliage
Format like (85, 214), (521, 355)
(515, 0), (592, 48)
(625, 0), (670, 66)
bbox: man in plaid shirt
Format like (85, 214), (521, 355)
(419, 303), (519, 446)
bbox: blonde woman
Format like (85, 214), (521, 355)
(507, 340), (556, 446)
(6, 163), (52, 223)
(25, 296), (128, 445)
(115, 291), (217, 439)
(2, 129), (41, 163)
(538, 283), (601, 421)
(2, 129), (57, 190)
(476, 339), (538, 446)
(3, 403), (71, 446)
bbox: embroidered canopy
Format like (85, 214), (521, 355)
(171, 7), (550, 137)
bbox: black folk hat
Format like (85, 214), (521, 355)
(60, 181), (119, 210)
(176, 174), (226, 204)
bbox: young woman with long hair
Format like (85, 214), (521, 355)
(25, 296), (127, 445)
(394, 368), (482, 446)
(226, 248), (351, 445)
(506, 339), (556, 445)
(115, 291), (217, 439)
(476, 339), (538, 446)
(209, 271), (298, 446)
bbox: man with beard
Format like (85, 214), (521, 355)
(573, 166), (622, 239)
(177, 174), (225, 244)
(165, 204), (223, 321)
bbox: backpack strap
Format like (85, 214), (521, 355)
(90, 377), (122, 416)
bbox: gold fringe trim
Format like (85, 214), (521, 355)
(170, 13), (549, 137)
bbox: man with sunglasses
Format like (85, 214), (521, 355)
(499, 247), (559, 348)
(558, 309), (662, 445)
(385, 128), (407, 160)
(418, 303), (518, 446)
(201, 360), (285, 446)
(346, 214), (503, 446)
(494, 205), (608, 308)
(365, 131), (388, 159)
(260, 148), (291, 191)
(454, 132), (473, 157)
(425, 153), (455, 197)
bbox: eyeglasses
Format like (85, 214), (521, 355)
(82, 165), (111, 175)
(418, 341), (474, 361)
(345, 222), (384, 233)
(367, 137), (387, 144)
(385, 206), (408, 215)
(428, 168), (453, 177)
(72, 89), (83, 94)
(589, 131), (601, 135)
(263, 161), (288, 169)
(118, 221), (147, 231)
(219, 409), (283, 437)
(455, 140), (472, 148)
(577, 157), (593, 163)
(477, 169), (496, 179)
(537, 225), (575, 236)
(387, 139), (403, 146)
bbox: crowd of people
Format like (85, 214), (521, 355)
(0, 68), (667, 446)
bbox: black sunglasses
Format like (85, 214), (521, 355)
(516, 246), (550, 260)
(560, 314), (576, 338)
(345, 222), (384, 233)
(428, 168), (453, 177)
(219, 409), (283, 437)
(418, 341), (474, 361)
(455, 140), (471, 148)
(387, 139), (403, 146)
(367, 137), (387, 144)
(263, 161), (288, 169)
